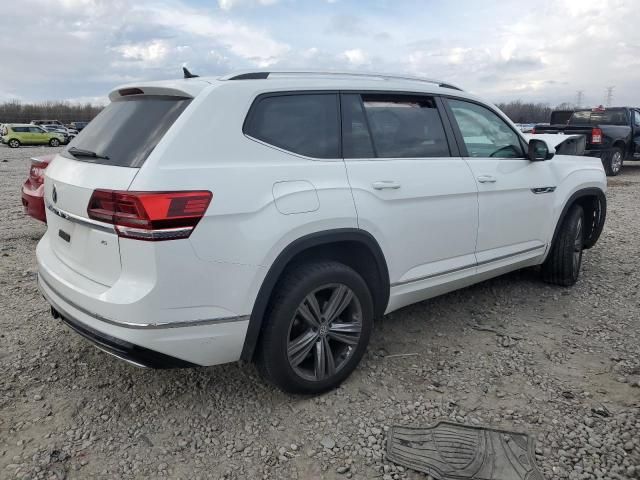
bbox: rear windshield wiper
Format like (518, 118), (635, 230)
(68, 146), (110, 160)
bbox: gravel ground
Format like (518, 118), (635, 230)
(1, 145), (639, 480)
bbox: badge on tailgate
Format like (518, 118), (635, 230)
(58, 229), (71, 243)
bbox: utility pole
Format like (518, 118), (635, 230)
(605, 86), (615, 107)
(576, 90), (584, 108)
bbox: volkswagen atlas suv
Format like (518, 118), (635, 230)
(36, 70), (607, 393)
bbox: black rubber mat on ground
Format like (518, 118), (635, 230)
(386, 422), (544, 480)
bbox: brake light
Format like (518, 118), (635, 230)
(29, 160), (48, 186)
(591, 128), (603, 144)
(87, 190), (212, 241)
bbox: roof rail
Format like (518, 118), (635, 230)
(220, 70), (463, 91)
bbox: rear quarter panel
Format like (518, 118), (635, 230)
(128, 82), (358, 315)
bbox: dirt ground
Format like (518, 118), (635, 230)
(1, 145), (639, 480)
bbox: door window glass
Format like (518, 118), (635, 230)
(360, 94), (450, 158)
(448, 99), (524, 158)
(341, 94), (375, 158)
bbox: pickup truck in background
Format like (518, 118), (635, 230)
(534, 106), (640, 176)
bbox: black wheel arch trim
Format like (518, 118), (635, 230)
(241, 228), (389, 361)
(551, 187), (606, 252)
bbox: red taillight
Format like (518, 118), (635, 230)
(29, 160), (48, 186)
(591, 127), (603, 144)
(87, 190), (212, 241)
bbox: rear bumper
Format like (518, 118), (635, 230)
(21, 182), (46, 223)
(43, 283), (197, 369)
(36, 230), (255, 366)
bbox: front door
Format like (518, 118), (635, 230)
(444, 98), (555, 266)
(341, 93), (479, 303)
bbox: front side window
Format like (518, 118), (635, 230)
(359, 94), (449, 158)
(448, 99), (524, 158)
(634, 111), (640, 126)
(244, 93), (340, 159)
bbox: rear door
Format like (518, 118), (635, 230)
(443, 98), (554, 267)
(342, 93), (478, 290)
(44, 94), (192, 286)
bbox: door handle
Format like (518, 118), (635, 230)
(477, 175), (497, 184)
(372, 180), (401, 190)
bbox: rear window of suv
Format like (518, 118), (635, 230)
(569, 109), (628, 126)
(61, 96), (191, 167)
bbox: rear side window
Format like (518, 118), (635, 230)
(244, 93), (340, 159)
(61, 96), (191, 167)
(360, 94), (449, 158)
(13, 127), (28, 133)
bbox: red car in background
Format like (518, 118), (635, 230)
(21, 154), (54, 223)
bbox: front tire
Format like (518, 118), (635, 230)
(257, 261), (373, 394)
(603, 147), (623, 176)
(8, 139), (20, 148)
(49, 138), (60, 147)
(542, 204), (584, 286)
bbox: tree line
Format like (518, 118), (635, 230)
(0, 98), (571, 126)
(495, 100), (575, 124)
(0, 100), (104, 124)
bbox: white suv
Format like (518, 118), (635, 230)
(37, 70), (607, 393)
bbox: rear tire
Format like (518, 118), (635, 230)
(8, 139), (20, 148)
(603, 147), (623, 176)
(257, 261), (373, 394)
(49, 138), (60, 147)
(542, 204), (584, 286)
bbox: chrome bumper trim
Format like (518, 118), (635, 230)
(38, 273), (248, 329)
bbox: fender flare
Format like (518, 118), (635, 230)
(550, 187), (606, 252)
(240, 228), (389, 361)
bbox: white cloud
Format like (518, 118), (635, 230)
(115, 41), (169, 62)
(217, 0), (279, 10)
(146, 5), (289, 66)
(342, 48), (369, 66)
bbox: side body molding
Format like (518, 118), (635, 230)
(240, 228), (389, 361)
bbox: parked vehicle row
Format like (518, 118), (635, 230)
(534, 106), (640, 176)
(33, 70), (607, 394)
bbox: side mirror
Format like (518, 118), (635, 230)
(528, 138), (554, 161)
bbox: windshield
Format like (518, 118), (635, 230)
(61, 95), (191, 167)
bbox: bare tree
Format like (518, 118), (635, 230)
(0, 100), (103, 124)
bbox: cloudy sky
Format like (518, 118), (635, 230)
(1, 0), (638, 107)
